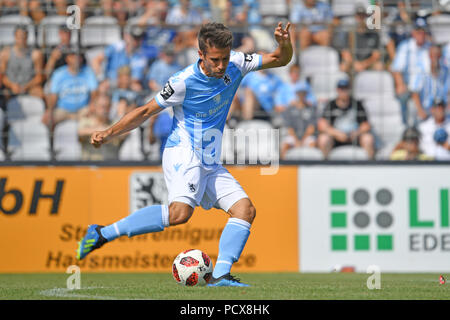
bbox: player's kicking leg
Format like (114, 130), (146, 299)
(76, 204), (182, 260)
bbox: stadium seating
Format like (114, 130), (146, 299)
(221, 125), (235, 164)
(235, 120), (278, 164)
(5, 96), (49, 160)
(331, 0), (371, 17)
(7, 95), (45, 120)
(118, 127), (145, 161)
(299, 46), (340, 78)
(353, 71), (396, 101)
(0, 15), (35, 47)
(80, 16), (122, 47)
(428, 14), (450, 45)
(363, 97), (404, 159)
(258, 0), (288, 24)
(53, 119), (82, 161)
(37, 15), (79, 48)
(311, 71), (349, 102)
(328, 145), (370, 161)
(8, 118), (50, 160)
(284, 147), (325, 161)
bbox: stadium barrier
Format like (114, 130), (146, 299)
(0, 165), (298, 273)
(2, 164), (450, 273)
(299, 165), (450, 273)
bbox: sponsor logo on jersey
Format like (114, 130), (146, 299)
(160, 82), (175, 100)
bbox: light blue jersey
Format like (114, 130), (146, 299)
(50, 65), (98, 113)
(155, 50), (262, 166)
(391, 38), (431, 87)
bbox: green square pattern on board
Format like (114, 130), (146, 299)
(331, 189), (346, 205)
(354, 234), (370, 251)
(377, 235), (393, 250)
(331, 235), (347, 251)
(331, 212), (347, 228)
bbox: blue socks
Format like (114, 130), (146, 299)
(213, 218), (251, 279)
(100, 205), (170, 241)
(100, 207), (251, 279)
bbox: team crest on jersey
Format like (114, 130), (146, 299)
(244, 53), (253, 62)
(160, 82), (174, 100)
(223, 74), (231, 85)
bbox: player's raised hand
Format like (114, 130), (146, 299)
(274, 21), (291, 46)
(90, 130), (111, 148)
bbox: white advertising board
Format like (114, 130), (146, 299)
(299, 166), (450, 272)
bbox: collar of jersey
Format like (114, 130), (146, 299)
(195, 59), (222, 82)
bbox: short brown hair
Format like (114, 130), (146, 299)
(198, 22), (233, 54)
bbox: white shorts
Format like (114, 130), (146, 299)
(162, 146), (248, 212)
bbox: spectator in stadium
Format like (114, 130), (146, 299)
(391, 17), (432, 126)
(136, 0), (176, 62)
(410, 45), (448, 120)
(42, 48), (98, 128)
(339, 4), (383, 74)
(441, 42), (450, 103)
(280, 80), (318, 160)
(317, 79), (375, 159)
(0, 25), (45, 100)
(146, 44), (182, 93)
(275, 64), (317, 111)
(44, 25), (73, 80)
(390, 126), (432, 161)
(385, 1), (414, 62)
(224, 0), (261, 26)
(289, 0), (333, 50)
(78, 94), (125, 161)
(174, 27), (201, 67)
(110, 65), (139, 122)
(240, 68), (284, 121)
(77, 0), (95, 24)
(28, 0), (46, 24)
(91, 26), (147, 94)
(0, 0), (27, 15)
(94, 0), (130, 27)
(418, 99), (450, 160)
(148, 109), (173, 158)
(165, 0), (203, 25)
(50, 0), (68, 16)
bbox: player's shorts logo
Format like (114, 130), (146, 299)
(188, 183), (196, 193)
(160, 82), (175, 100)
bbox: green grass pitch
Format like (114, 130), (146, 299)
(0, 273), (449, 300)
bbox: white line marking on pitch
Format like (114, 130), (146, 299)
(39, 287), (128, 300)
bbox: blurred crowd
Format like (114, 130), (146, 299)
(1, 0), (450, 162)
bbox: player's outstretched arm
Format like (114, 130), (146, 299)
(260, 22), (293, 70)
(90, 98), (163, 148)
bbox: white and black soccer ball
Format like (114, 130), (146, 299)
(172, 249), (213, 286)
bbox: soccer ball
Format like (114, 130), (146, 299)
(172, 249), (213, 286)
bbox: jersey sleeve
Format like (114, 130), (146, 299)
(230, 50), (262, 76)
(154, 76), (186, 109)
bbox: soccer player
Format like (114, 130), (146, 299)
(76, 22), (293, 287)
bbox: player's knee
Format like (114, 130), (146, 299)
(235, 204), (256, 224)
(247, 205), (256, 223)
(168, 202), (193, 226)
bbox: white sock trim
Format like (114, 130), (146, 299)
(228, 217), (251, 230)
(215, 260), (233, 265)
(161, 205), (170, 227)
(113, 223), (120, 237)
